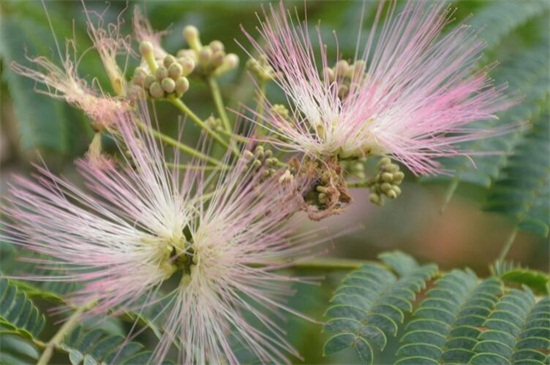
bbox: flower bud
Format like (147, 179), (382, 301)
(139, 41), (154, 57)
(209, 40), (224, 53)
(183, 25), (201, 51)
(155, 66), (169, 81)
(162, 78), (176, 93)
(149, 81), (164, 99)
(175, 77), (190, 95)
(168, 63), (183, 79)
(163, 55), (177, 68)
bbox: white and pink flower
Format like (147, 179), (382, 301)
(244, 1), (514, 175)
(2, 102), (314, 364)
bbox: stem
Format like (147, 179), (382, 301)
(165, 163), (228, 171)
(206, 77), (240, 154)
(348, 179), (375, 188)
(37, 303), (92, 365)
(290, 257), (365, 271)
(255, 80), (268, 137)
(497, 228), (518, 262)
(207, 77), (231, 134)
(168, 96), (231, 151)
(135, 120), (226, 168)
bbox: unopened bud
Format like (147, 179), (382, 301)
(155, 66), (169, 81)
(199, 47), (212, 64)
(183, 26), (201, 51)
(178, 57), (195, 76)
(209, 40), (224, 53)
(381, 172), (393, 183)
(144, 75), (156, 89)
(149, 81), (164, 99)
(369, 193), (381, 205)
(139, 41), (154, 57)
(335, 60), (349, 77)
(168, 63), (183, 79)
(175, 77), (190, 95)
(162, 78), (176, 93)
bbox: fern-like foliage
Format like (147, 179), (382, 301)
(324, 252), (550, 364)
(323, 252), (438, 363)
(483, 107), (550, 237)
(0, 277), (45, 340)
(60, 325), (173, 365)
(466, 0), (550, 48)
(0, 277), (45, 364)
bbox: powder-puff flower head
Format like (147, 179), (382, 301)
(2, 102), (314, 364)
(244, 0), (513, 175)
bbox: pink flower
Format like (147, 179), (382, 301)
(244, 1), (514, 175)
(2, 104), (315, 364)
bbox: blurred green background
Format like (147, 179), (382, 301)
(1, 1), (548, 363)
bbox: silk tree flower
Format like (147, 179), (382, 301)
(2, 103), (314, 364)
(10, 6), (131, 131)
(243, 1), (514, 175)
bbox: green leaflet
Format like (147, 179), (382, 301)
(0, 277), (44, 364)
(483, 107), (550, 237)
(323, 251), (438, 364)
(0, 277), (45, 340)
(323, 252), (550, 364)
(60, 325), (174, 365)
(466, 0), (550, 48)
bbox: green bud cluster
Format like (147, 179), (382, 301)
(132, 45), (194, 99)
(246, 55), (276, 81)
(204, 115), (223, 131)
(325, 60), (367, 99)
(368, 157), (405, 206)
(180, 26), (239, 78)
(243, 145), (278, 182)
(270, 104), (290, 121)
(342, 158), (366, 180)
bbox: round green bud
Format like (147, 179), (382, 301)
(139, 41), (154, 57)
(378, 157), (392, 167)
(381, 172), (393, 183)
(149, 81), (164, 99)
(198, 47), (212, 64)
(209, 40), (224, 53)
(168, 63), (183, 79)
(369, 193), (381, 205)
(394, 171), (405, 183)
(132, 72), (146, 87)
(178, 57), (195, 76)
(335, 60), (349, 77)
(155, 66), (169, 81)
(387, 190), (398, 199)
(393, 186), (402, 196)
(144, 74), (156, 89)
(163, 55), (177, 68)
(162, 78), (176, 93)
(380, 182), (392, 193)
(243, 150), (254, 160)
(183, 25), (199, 45)
(211, 51), (225, 68)
(175, 77), (190, 95)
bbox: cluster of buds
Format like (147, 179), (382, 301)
(133, 42), (194, 99)
(368, 157), (405, 206)
(324, 60), (367, 99)
(243, 145), (278, 182)
(342, 158), (367, 180)
(204, 115), (223, 132)
(179, 26), (239, 78)
(246, 55), (277, 81)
